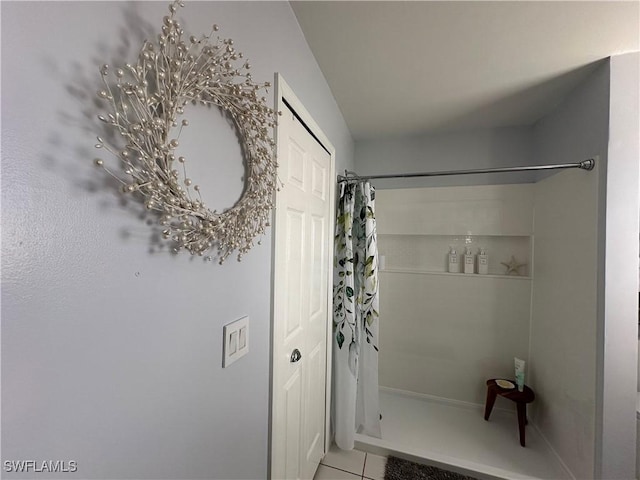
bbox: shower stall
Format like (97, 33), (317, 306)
(349, 172), (596, 479)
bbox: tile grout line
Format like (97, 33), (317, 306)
(319, 463), (363, 478)
(361, 452), (367, 479)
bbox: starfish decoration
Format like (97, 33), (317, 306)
(501, 256), (527, 276)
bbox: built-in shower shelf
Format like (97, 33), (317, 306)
(380, 268), (531, 280)
(375, 186), (534, 278)
(377, 233), (532, 278)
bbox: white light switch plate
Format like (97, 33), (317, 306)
(223, 316), (249, 368)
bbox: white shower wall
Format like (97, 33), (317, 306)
(378, 273), (531, 404)
(529, 166), (600, 479)
(375, 184), (534, 405)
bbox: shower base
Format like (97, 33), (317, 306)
(354, 387), (572, 480)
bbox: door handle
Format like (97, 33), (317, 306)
(290, 349), (302, 363)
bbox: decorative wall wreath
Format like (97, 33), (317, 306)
(94, 0), (279, 263)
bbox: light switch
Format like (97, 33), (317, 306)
(238, 327), (246, 349)
(229, 331), (238, 355)
(222, 316), (249, 368)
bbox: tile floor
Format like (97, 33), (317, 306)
(313, 444), (386, 480)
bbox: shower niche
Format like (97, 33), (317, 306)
(376, 183), (533, 279)
(378, 234), (531, 278)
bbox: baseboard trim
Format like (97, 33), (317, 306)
(379, 385), (515, 415)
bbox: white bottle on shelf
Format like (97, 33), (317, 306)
(464, 247), (474, 274)
(477, 247), (489, 275)
(448, 246), (459, 273)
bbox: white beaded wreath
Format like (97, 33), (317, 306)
(94, 1), (279, 263)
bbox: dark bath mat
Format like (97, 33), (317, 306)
(384, 456), (480, 480)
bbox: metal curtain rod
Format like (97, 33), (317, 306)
(337, 158), (595, 183)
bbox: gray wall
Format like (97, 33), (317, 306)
(530, 55), (639, 480)
(354, 126), (533, 188)
(0, 2), (353, 479)
(597, 52), (639, 480)
(529, 59), (611, 480)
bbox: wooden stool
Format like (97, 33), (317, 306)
(484, 379), (535, 447)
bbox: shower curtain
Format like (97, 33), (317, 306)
(332, 181), (381, 450)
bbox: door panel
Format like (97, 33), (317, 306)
(311, 159), (327, 200)
(285, 209), (305, 340)
(284, 371), (302, 480)
(302, 342), (324, 480)
(310, 215), (326, 318)
(272, 100), (332, 480)
(287, 141), (305, 190)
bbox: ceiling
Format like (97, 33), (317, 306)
(291, 1), (639, 140)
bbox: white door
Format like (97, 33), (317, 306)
(271, 80), (334, 480)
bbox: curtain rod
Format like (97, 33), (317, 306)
(337, 159), (595, 183)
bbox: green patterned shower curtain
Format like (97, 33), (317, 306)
(332, 181), (381, 450)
